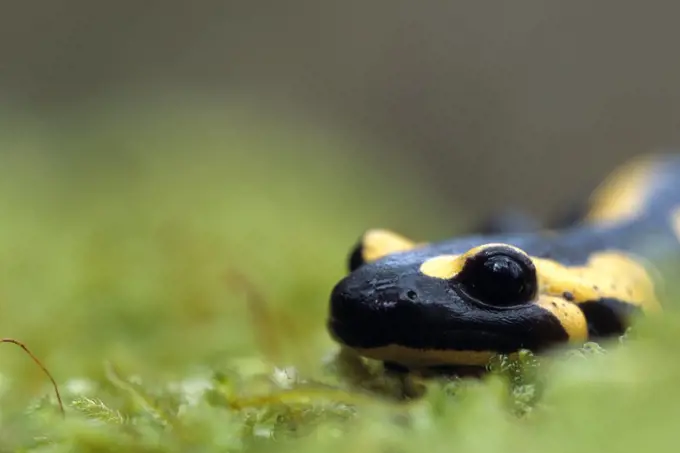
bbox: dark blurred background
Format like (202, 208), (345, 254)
(3, 1), (680, 224)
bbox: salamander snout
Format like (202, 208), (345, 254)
(327, 266), (421, 347)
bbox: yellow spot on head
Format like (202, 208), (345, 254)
(361, 229), (420, 263)
(419, 254), (466, 279)
(419, 243), (530, 279)
(419, 242), (660, 313)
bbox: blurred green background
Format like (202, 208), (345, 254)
(0, 101), (451, 382)
(2, 2), (680, 452)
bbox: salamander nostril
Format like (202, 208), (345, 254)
(406, 290), (418, 301)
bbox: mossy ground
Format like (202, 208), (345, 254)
(0, 101), (678, 452)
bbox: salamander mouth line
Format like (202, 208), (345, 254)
(327, 317), (529, 351)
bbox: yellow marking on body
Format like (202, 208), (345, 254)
(361, 229), (419, 263)
(671, 206), (680, 242)
(533, 251), (661, 311)
(419, 243), (528, 279)
(352, 345), (500, 367)
(584, 155), (657, 224)
(536, 296), (588, 341)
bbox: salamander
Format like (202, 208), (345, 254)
(327, 153), (680, 371)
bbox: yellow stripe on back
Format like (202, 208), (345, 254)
(671, 206), (680, 243)
(584, 156), (657, 224)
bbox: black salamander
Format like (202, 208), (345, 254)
(327, 153), (680, 371)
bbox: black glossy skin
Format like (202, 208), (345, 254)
(328, 154), (680, 360)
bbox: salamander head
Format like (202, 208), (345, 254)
(329, 237), (590, 368)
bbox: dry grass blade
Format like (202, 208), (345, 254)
(0, 338), (65, 417)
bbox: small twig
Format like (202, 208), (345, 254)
(1, 338), (64, 417)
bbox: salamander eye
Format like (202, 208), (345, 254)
(456, 246), (538, 307)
